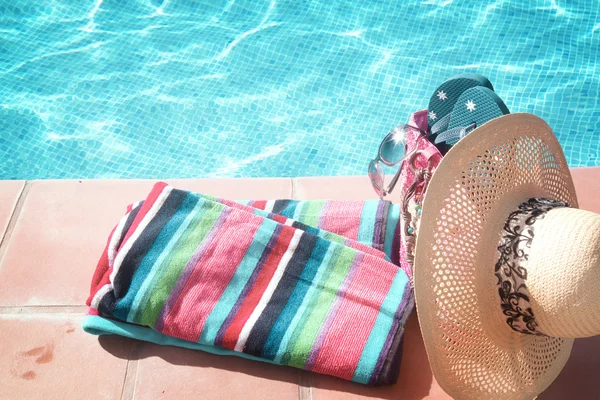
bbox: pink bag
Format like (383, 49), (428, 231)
(398, 110), (443, 278)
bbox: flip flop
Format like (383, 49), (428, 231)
(434, 86), (510, 153)
(427, 74), (494, 144)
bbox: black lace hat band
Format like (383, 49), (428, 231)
(495, 198), (570, 336)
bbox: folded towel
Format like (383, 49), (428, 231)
(239, 199), (401, 265)
(84, 182), (413, 385)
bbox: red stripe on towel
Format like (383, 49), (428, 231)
(161, 210), (263, 341)
(252, 200), (267, 210)
(218, 198), (256, 213)
(323, 200), (364, 241)
(270, 213), (287, 224)
(87, 182), (167, 307)
(86, 223), (119, 306)
(311, 256), (396, 379)
(117, 182), (168, 253)
(220, 224), (295, 350)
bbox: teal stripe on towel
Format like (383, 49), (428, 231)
(198, 218), (279, 345)
(292, 200), (307, 221)
(83, 315), (276, 364)
(352, 268), (409, 384)
(260, 237), (331, 359)
(113, 193), (198, 321)
(273, 243), (339, 364)
(127, 198), (208, 322)
(384, 204), (400, 262)
(357, 201), (379, 246)
(277, 200), (299, 219)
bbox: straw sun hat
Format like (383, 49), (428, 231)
(414, 113), (600, 399)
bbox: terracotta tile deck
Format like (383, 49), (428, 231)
(0, 170), (598, 399)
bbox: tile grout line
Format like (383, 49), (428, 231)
(120, 341), (141, 400)
(0, 305), (88, 314)
(0, 180), (31, 265)
(298, 371), (313, 400)
(291, 178), (297, 200)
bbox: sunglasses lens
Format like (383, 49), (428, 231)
(380, 125), (410, 164)
(368, 160), (384, 197)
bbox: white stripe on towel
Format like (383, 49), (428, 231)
(234, 229), (303, 352)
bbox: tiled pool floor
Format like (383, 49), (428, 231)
(2, 1), (599, 180)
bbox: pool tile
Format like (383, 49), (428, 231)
(0, 179), (292, 306)
(133, 343), (299, 400)
(0, 314), (130, 400)
(1, 3), (599, 181)
(0, 180), (24, 242)
(309, 313), (452, 400)
(293, 176), (377, 200)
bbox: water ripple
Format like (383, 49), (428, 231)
(0, 0), (598, 180)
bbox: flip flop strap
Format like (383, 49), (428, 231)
(429, 113), (452, 136)
(434, 125), (469, 144)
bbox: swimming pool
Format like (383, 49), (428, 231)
(1, 0), (598, 180)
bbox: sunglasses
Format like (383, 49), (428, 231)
(368, 124), (426, 199)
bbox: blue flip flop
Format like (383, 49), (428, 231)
(427, 73), (494, 140)
(433, 86), (510, 153)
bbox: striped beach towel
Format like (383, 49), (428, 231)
(240, 199), (401, 265)
(84, 182), (413, 385)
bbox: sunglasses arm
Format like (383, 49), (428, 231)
(384, 162), (403, 196)
(384, 149), (428, 197)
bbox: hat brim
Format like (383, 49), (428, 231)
(414, 113), (578, 399)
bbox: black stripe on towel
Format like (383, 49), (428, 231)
(116, 202), (143, 251)
(242, 231), (318, 357)
(271, 200), (291, 215)
(111, 189), (188, 302)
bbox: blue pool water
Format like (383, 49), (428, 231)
(1, 0), (599, 179)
